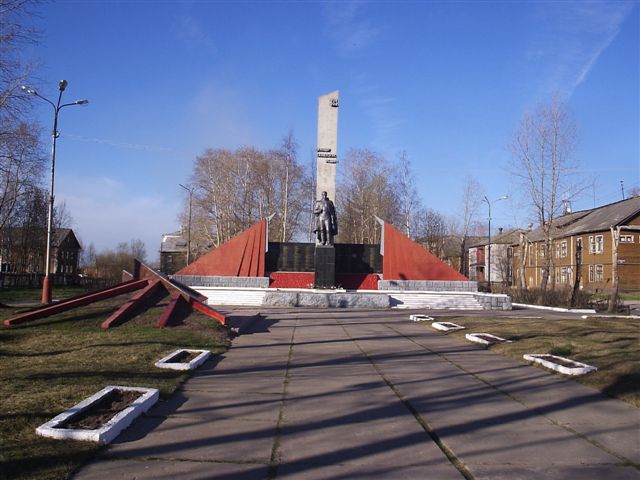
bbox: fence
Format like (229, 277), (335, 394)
(0, 273), (82, 289)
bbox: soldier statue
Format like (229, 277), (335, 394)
(313, 191), (338, 246)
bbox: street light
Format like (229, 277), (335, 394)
(21, 80), (88, 304)
(178, 183), (193, 266)
(482, 194), (508, 291)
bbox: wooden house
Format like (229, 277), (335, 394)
(159, 232), (188, 275)
(512, 196), (640, 292)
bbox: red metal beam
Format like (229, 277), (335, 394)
(156, 295), (188, 328)
(3, 279), (149, 327)
(101, 279), (163, 329)
(191, 299), (227, 326)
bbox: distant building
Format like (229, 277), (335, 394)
(51, 229), (82, 275)
(512, 196), (640, 292)
(160, 232), (188, 275)
(0, 227), (81, 275)
(467, 229), (522, 285)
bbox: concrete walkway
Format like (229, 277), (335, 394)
(74, 309), (640, 479)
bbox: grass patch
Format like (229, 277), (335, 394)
(620, 292), (640, 302)
(0, 286), (91, 304)
(432, 315), (640, 407)
(0, 294), (231, 480)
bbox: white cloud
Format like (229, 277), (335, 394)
(56, 174), (180, 262)
(64, 133), (194, 156)
(323, 0), (381, 56)
(531, 1), (635, 97)
(187, 82), (258, 149)
(172, 14), (218, 55)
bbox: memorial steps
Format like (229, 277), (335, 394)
(389, 292), (484, 310)
(193, 287), (490, 311)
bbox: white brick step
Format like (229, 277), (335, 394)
(198, 288), (267, 307)
(390, 293), (483, 310)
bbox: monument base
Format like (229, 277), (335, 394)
(314, 245), (335, 288)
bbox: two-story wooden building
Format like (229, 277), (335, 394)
(468, 229), (522, 285)
(512, 196), (640, 292)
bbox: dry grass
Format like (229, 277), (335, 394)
(0, 294), (231, 480)
(437, 315), (640, 407)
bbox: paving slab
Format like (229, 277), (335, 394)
(150, 389), (282, 422)
(103, 416), (276, 464)
(277, 416), (456, 468)
(73, 308), (639, 480)
(75, 458), (269, 480)
(276, 462), (464, 480)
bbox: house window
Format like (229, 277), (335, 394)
(556, 240), (567, 258)
(620, 234), (634, 243)
(589, 235), (604, 254)
(588, 265), (594, 282)
(555, 267), (569, 284)
(595, 264), (604, 282)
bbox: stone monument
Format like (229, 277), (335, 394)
(315, 91), (339, 203)
(314, 91), (339, 288)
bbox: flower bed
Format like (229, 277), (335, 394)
(410, 314), (434, 322)
(36, 386), (159, 444)
(431, 321), (465, 332)
(465, 333), (511, 346)
(155, 349), (211, 371)
(523, 354), (597, 376)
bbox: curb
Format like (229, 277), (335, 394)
(512, 303), (596, 314)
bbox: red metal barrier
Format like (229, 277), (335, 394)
(3, 279), (149, 327)
(157, 295), (187, 328)
(191, 300), (227, 325)
(101, 279), (163, 329)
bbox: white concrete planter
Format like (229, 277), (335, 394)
(431, 321), (465, 332)
(36, 386), (159, 444)
(523, 354), (597, 376)
(410, 314), (434, 322)
(155, 349), (211, 371)
(466, 333), (511, 346)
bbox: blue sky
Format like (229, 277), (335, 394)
(24, 0), (639, 260)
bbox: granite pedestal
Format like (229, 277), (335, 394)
(314, 245), (335, 288)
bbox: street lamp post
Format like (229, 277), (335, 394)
(21, 80), (88, 304)
(179, 184), (193, 266)
(482, 194), (508, 291)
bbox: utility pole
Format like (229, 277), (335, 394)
(179, 184), (193, 266)
(21, 81), (88, 304)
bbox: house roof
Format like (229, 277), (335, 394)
(52, 228), (70, 246)
(52, 228), (81, 249)
(468, 229), (522, 247)
(161, 232), (188, 253)
(522, 196), (640, 242)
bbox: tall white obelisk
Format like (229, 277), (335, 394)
(316, 90), (339, 204)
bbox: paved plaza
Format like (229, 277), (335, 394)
(74, 309), (640, 479)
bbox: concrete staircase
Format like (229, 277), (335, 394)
(198, 288), (267, 307)
(195, 288), (496, 311)
(389, 292), (484, 310)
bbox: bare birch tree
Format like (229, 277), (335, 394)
(185, 139), (309, 259)
(511, 97), (578, 295)
(452, 176), (484, 276)
(0, 0), (44, 233)
(339, 148), (399, 244)
(414, 207), (447, 256)
(396, 150), (420, 238)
